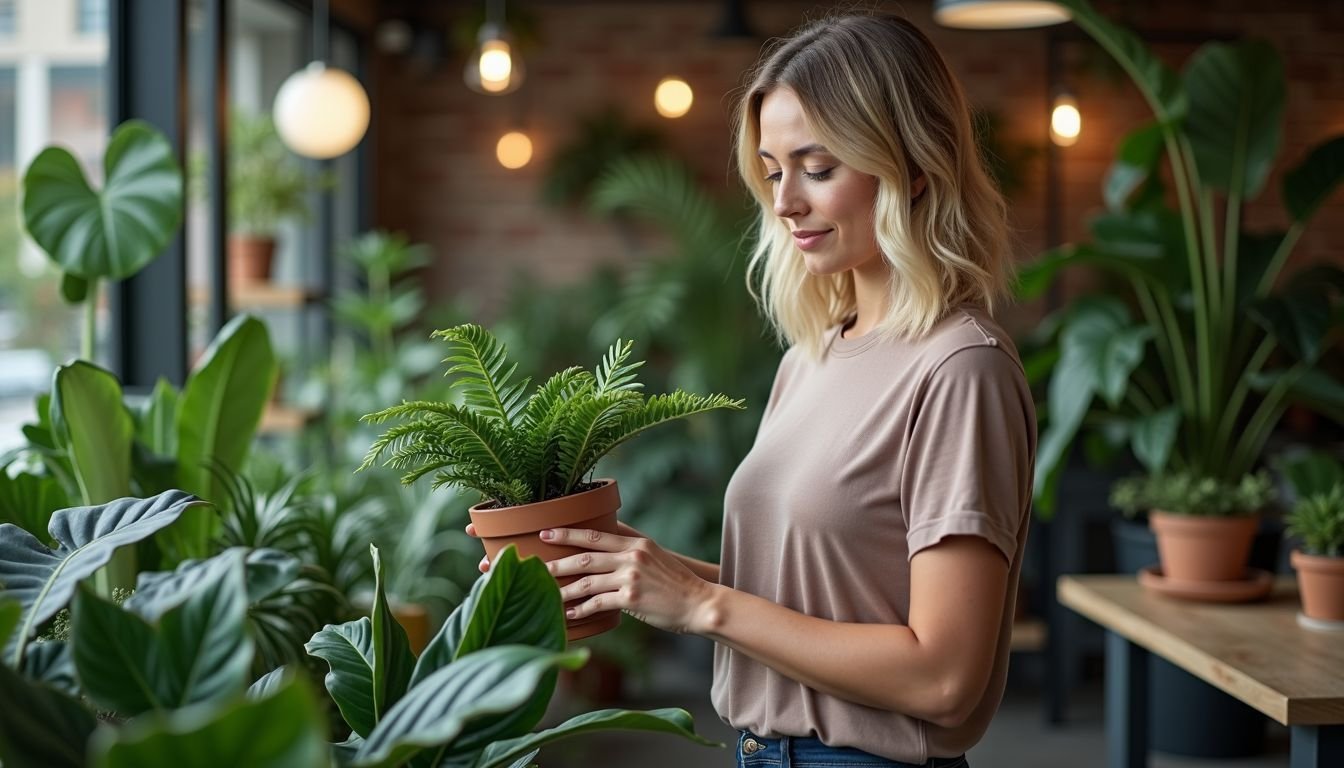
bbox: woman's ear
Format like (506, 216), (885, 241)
(910, 173), (928, 200)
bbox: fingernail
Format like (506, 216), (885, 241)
(565, 609), (576, 619)
(540, 529), (555, 541)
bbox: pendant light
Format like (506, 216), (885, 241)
(465, 0), (524, 95)
(933, 0), (1071, 29)
(1050, 92), (1081, 146)
(273, 0), (371, 159)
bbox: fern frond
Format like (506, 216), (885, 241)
(603, 392), (746, 458)
(595, 339), (645, 395)
(558, 391), (645, 494)
(433, 324), (530, 427)
(356, 417), (447, 472)
(360, 399), (460, 426)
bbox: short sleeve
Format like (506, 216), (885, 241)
(901, 345), (1035, 562)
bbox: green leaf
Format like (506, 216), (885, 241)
(1182, 40), (1284, 198)
(354, 645), (588, 768)
(1049, 0), (1185, 126)
(0, 491), (209, 667)
(90, 672), (328, 768)
(1104, 121), (1166, 211)
(1088, 209), (1187, 288)
(307, 617), (380, 737)
(136, 377), (180, 458)
(1283, 134), (1344, 222)
(1257, 368), (1344, 425)
(1248, 291), (1333, 364)
(1235, 231), (1284, 307)
(0, 659), (97, 768)
(433, 324), (532, 427)
(1130, 406), (1181, 475)
(50, 360), (133, 505)
(247, 667), (290, 700)
(59, 272), (88, 304)
(175, 314), (276, 556)
(23, 640), (78, 696)
(73, 549), (253, 716)
(0, 469), (69, 539)
(126, 547), (299, 617)
(0, 598), (19, 647)
(411, 546), (565, 689)
(370, 545), (414, 722)
(21, 119), (183, 281)
(475, 708), (722, 768)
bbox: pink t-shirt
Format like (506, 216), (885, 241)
(711, 305), (1036, 763)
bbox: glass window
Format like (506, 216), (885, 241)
(0, 1), (16, 39)
(0, 3), (108, 452)
(76, 0), (106, 36)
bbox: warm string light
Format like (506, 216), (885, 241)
(497, 131), (533, 169)
(1051, 94), (1081, 147)
(654, 77), (693, 118)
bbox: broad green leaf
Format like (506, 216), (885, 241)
(354, 645), (588, 768)
(91, 672), (327, 768)
(1130, 406), (1181, 475)
(370, 545), (414, 723)
(0, 659), (97, 768)
(410, 545), (565, 689)
(72, 549), (252, 716)
(1049, 0), (1185, 125)
(1248, 291), (1332, 364)
(175, 314), (276, 555)
(1283, 134), (1344, 222)
(307, 617), (380, 737)
(474, 708), (722, 768)
(126, 547), (299, 618)
(247, 666), (289, 700)
(50, 360), (133, 505)
(1089, 209), (1187, 288)
(1259, 368), (1344, 425)
(1183, 40), (1284, 198)
(21, 119), (183, 281)
(1276, 452), (1344, 499)
(0, 469), (69, 539)
(0, 490), (208, 667)
(1104, 121), (1166, 211)
(1235, 231), (1284, 307)
(23, 640), (78, 696)
(136, 377), (180, 457)
(59, 272), (88, 304)
(0, 598), (19, 646)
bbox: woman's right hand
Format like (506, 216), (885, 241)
(465, 521), (648, 573)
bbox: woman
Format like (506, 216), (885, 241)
(475, 13), (1034, 768)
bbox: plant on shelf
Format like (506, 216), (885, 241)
(1280, 451), (1344, 623)
(358, 323), (744, 639)
(0, 491), (719, 768)
(223, 110), (325, 285)
(1020, 0), (1344, 589)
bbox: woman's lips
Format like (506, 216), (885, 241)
(793, 229), (832, 251)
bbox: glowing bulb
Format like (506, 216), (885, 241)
(654, 77), (693, 119)
(497, 131), (533, 169)
(273, 62), (370, 159)
(464, 24), (524, 95)
(1050, 95), (1081, 147)
(479, 40), (513, 84)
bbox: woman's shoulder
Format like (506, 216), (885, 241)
(907, 304), (1026, 381)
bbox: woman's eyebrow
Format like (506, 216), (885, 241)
(757, 143), (830, 160)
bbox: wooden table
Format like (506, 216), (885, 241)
(1057, 575), (1344, 768)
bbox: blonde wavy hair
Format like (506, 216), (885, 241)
(734, 13), (1012, 358)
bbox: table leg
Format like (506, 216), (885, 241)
(1290, 724), (1344, 768)
(1105, 631), (1148, 768)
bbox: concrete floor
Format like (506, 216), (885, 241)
(537, 637), (1291, 768)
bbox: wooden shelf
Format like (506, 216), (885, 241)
(258, 403), (322, 434)
(189, 283), (325, 311)
(1010, 617), (1046, 652)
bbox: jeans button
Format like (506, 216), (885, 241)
(742, 737), (762, 754)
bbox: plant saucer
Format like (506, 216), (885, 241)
(1138, 565), (1274, 603)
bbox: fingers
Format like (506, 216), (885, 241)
(557, 571), (624, 603)
(478, 555), (490, 573)
(465, 523), (478, 537)
(541, 527), (633, 552)
(546, 550), (622, 578)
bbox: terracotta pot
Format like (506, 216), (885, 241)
(469, 479), (622, 641)
(1149, 510), (1259, 583)
(1291, 550), (1344, 622)
(228, 235), (276, 285)
(393, 602), (432, 655)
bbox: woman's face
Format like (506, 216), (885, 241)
(757, 87), (883, 277)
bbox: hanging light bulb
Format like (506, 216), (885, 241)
(465, 0), (524, 95)
(933, 0), (1071, 29)
(1050, 93), (1081, 147)
(273, 0), (370, 159)
(654, 77), (694, 118)
(496, 131), (533, 169)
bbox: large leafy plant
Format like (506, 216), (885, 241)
(1023, 0), (1344, 516)
(0, 491), (718, 768)
(359, 324), (745, 508)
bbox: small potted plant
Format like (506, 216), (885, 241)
(359, 323), (744, 639)
(1111, 470), (1276, 599)
(225, 110), (318, 285)
(1282, 451), (1344, 624)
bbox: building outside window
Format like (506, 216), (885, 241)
(0, 1), (16, 39)
(76, 0), (105, 36)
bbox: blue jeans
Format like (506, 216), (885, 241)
(736, 731), (969, 768)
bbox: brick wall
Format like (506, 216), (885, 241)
(371, 0), (1344, 335)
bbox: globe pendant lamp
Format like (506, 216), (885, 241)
(273, 0), (370, 159)
(464, 0), (524, 95)
(932, 0), (1071, 29)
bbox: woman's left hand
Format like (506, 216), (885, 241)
(541, 527), (715, 635)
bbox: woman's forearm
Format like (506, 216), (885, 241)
(673, 553), (720, 583)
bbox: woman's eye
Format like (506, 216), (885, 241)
(764, 170), (781, 183)
(803, 168), (833, 181)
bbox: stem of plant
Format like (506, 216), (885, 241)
(83, 277), (98, 361)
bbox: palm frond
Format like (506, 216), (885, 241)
(433, 324), (531, 427)
(595, 339), (645, 395)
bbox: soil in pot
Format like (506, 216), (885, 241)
(469, 479), (623, 641)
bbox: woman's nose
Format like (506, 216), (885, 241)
(773, 177), (806, 218)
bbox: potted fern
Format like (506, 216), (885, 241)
(1281, 452), (1344, 625)
(359, 323), (744, 639)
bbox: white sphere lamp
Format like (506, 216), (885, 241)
(273, 61), (370, 160)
